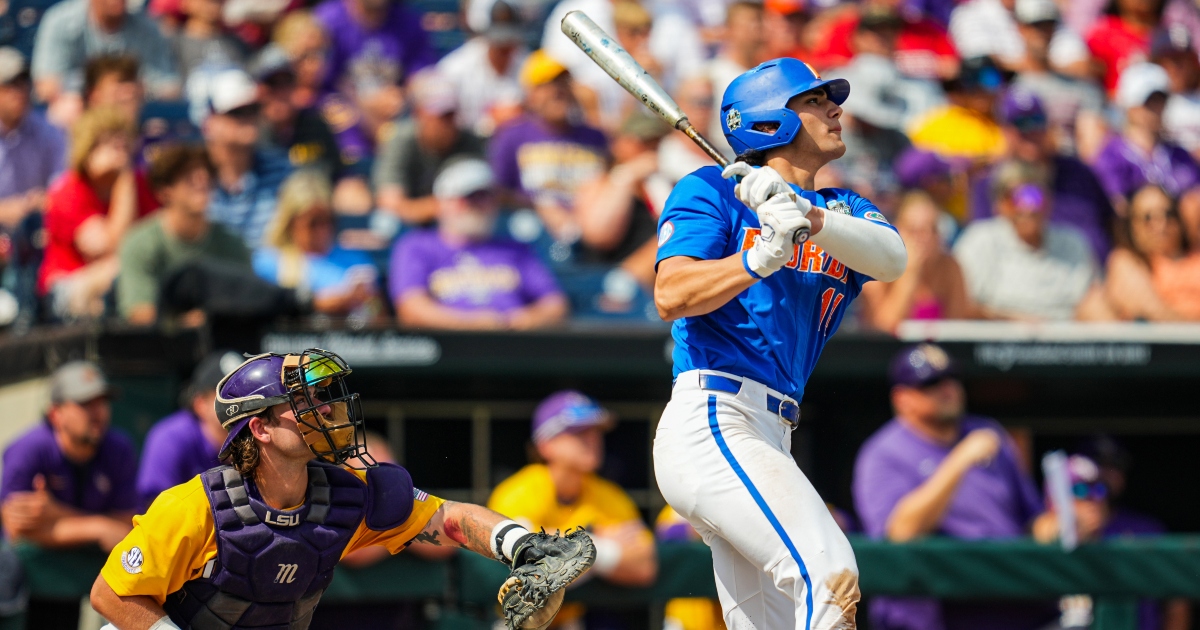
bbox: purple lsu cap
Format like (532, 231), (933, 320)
(998, 87), (1047, 130)
(889, 343), (957, 388)
(532, 391), (613, 443)
(893, 148), (953, 189)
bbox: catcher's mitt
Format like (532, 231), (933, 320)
(497, 528), (596, 630)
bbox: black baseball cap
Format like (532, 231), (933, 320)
(889, 343), (958, 388)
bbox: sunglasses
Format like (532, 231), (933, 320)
(1072, 481), (1107, 501)
(1133, 208), (1179, 224)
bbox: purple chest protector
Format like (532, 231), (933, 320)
(163, 461), (369, 630)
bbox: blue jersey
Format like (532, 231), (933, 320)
(655, 166), (897, 400)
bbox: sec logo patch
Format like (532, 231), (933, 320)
(864, 211), (890, 224)
(121, 547), (144, 574)
(658, 221), (675, 246)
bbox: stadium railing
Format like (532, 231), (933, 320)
(12, 536), (1200, 630)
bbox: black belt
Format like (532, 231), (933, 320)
(699, 373), (800, 427)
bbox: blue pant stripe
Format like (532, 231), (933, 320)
(707, 395), (815, 630)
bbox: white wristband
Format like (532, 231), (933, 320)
(591, 537), (623, 576)
(150, 617), (182, 630)
(490, 519), (530, 563)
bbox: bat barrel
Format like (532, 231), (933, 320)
(560, 11), (685, 127)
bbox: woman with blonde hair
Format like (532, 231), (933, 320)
(39, 106), (158, 319)
(253, 170), (379, 316)
(858, 190), (978, 332)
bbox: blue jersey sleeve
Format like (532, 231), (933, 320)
(655, 168), (734, 268)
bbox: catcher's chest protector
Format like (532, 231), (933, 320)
(163, 462), (365, 630)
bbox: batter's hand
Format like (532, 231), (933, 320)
(744, 193), (812, 278)
(722, 162), (794, 211)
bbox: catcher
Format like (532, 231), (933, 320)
(90, 349), (594, 630)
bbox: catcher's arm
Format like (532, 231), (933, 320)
(410, 501), (510, 557)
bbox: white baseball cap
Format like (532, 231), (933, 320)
(207, 69), (259, 115)
(1015, 0), (1059, 24)
(433, 158), (495, 200)
(1116, 62), (1170, 109)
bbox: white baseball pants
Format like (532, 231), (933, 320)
(654, 370), (860, 630)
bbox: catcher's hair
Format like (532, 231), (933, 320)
(228, 411), (281, 476)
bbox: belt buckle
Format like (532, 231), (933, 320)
(777, 399), (800, 427)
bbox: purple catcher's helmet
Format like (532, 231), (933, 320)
(215, 348), (373, 468)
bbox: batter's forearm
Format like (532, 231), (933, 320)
(654, 255), (758, 321)
(810, 211), (907, 282)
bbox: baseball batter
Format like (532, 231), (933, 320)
(652, 59), (908, 630)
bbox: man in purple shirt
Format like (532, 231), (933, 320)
(1093, 62), (1200, 210)
(488, 51), (608, 243)
(0, 47), (62, 228)
(135, 350), (241, 509)
(0, 363), (136, 630)
(313, 0), (437, 143)
(970, 87), (1115, 263)
(853, 344), (1057, 630)
(390, 157), (568, 330)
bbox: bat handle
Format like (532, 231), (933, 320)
(676, 120), (811, 245)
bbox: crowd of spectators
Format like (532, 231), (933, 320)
(0, 0), (1197, 331)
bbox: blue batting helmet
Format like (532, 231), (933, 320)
(720, 58), (850, 156)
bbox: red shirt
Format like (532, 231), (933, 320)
(808, 11), (958, 79)
(1086, 15), (1152, 94)
(38, 171), (159, 295)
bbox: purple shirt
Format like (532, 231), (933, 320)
(0, 422), (137, 514)
(488, 116), (608, 208)
(313, 0), (436, 95)
(388, 229), (562, 312)
(971, 156), (1115, 263)
(853, 416), (1049, 630)
(0, 111), (64, 201)
(135, 409), (221, 510)
(1091, 135), (1200, 202)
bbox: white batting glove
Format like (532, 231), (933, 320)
(743, 193), (813, 278)
(722, 162), (792, 211)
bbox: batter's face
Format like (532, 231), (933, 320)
(781, 89), (845, 163)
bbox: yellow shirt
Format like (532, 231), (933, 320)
(100, 469), (444, 604)
(487, 464), (641, 532)
(489, 464), (646, 626)
(907, 105), (1007, 161)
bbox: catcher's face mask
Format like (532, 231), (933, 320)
(281, 349), (375, 469)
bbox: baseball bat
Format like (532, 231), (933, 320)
(559, 11), (809, 244)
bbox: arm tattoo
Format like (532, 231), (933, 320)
(442, 501), (507, 557)
(413, 531), (442, 546)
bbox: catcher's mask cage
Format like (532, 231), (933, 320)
(216, 348), (376, 469)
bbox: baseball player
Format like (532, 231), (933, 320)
(90, 349), (594, 630)
(652, 59), (908, 630)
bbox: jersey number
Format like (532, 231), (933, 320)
(819, 288), (844, 336)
